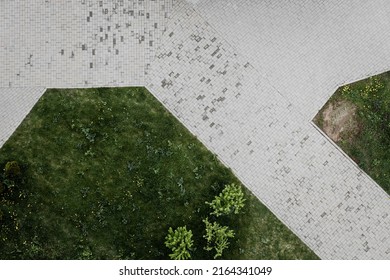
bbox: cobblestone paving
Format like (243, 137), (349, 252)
(1, 0), (390, 259)
(193, 0), (390, 120)
(0, 88), (46, 147)
(1, 0), (171, 87)
(146, 0), (390, 259)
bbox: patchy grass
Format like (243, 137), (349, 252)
(314, 71), (390, 195)
(0, 87), (318, 260)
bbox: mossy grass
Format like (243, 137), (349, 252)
(0, 87), (318, 259)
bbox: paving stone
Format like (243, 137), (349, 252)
(0, 0), (171, 88)
(0, 88), (46, 147)
(193, 0), (390, 120)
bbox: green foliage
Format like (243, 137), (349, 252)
(330, 72), (390, 194)
(165, 226), (193, 260)
(203, 218), (234, 259)
(2, 178), (16, 190)
(79, 247), (93, 260)
(206, 183), (246, 217)
(4, 161), (21, 179)
(1, 161), (23, 197)
(0, 87), (318, 260)
(81, 127), (97, 144)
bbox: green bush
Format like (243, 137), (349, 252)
(165, 226), (194, 260)
(203, 218), (235, 259)
(206, 183), (246, 217)
(4, 161), (21, 179)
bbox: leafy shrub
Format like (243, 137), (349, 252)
(206, 183), (246, 217)
(165, 226), (194, 260)
(4, 161), (21, 178)
(203, 218), (235, 259)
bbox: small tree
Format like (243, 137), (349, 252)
(165, 226), (193, 260)
(206, 183), (246, 217)
(203, 218), (235, 259)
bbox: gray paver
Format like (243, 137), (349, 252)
(146, 0), (390, 259)
(193, 0), (390, 120)
(0, 0), (171, 87)
(0, 88), (46, 147)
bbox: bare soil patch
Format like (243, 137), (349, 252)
(316, 100), (359, 143)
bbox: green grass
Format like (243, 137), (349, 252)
(315, 71), (390, 195)
(0, 87), (318, 260)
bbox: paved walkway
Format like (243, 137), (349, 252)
(0, 88), (46, 147)
(193, 0), (390, 120)
(146, 0), (390, 259)
(0, 0), (171, 87)
(1, 0), (390, 259)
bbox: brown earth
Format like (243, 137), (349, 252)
(317, 100), (359, 143)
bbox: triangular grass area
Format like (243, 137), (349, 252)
(314, 71), (390, 195)
(0, 87), (318, 259)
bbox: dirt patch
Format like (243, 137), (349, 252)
(318, 99), (359, 143)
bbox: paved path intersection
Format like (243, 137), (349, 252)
(1, 0), (390, 259)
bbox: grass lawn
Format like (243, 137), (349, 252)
(0, 87), (318, 260)
(314, 71), (390, 195)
